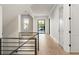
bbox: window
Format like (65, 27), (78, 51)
(38, 20), (45, 34)
(24, 18), (29, 31)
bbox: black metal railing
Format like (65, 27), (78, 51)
(0, 32), (39, 55)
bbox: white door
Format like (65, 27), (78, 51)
(71, 4), (79, 52)
(59, 5), (64, 47)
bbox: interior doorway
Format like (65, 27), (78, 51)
(37, 20), (45, 34)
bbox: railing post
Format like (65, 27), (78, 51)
(35, 38), (37, 55)
(37, 33), (39, 51)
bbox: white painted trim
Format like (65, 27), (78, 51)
(18, 15), (21, 32)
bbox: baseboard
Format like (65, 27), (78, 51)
(59, 44), (64, 49)
(70, 52), (79, 55)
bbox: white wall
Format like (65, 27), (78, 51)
(45, 18), (49, 34)
(33, 16), (37, 32)
(0, 6), (2, 38)
(49, 4), (70, 52)
(71, 4), (79, 52)
(0, 6), (3, 54)
(50, 5), (59, 43)
(33, 16), (49, 34)
(63, 5), (70, 52)
(3, 16), (18, 37)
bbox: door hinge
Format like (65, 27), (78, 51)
(69, 30), (71, 33)
(69, 44), (71, 47)
(69, 4), (71, 6)
(69, 17), (71, 20)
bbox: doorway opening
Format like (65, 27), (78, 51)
(37, 20), (45, 34)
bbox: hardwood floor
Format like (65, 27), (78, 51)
(38, 34), (68, 55)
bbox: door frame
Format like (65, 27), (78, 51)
(49, 18), (50, 34)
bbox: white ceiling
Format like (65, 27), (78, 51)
(31, 4), (53, 16)
(2, 4), (54, 27)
